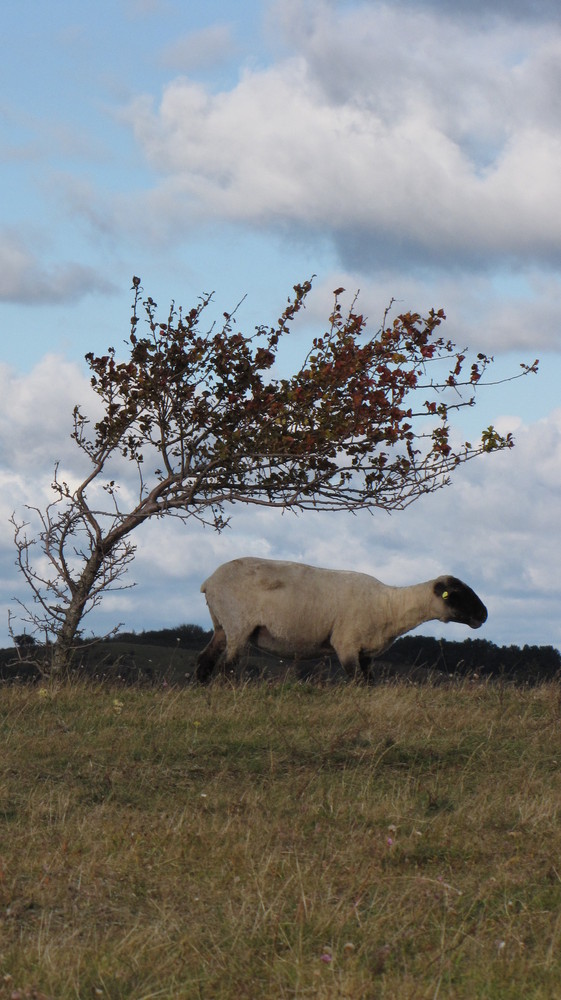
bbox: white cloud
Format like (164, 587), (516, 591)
(159, 24), (236, 72)
(400, 0), (561, 21)
(0, 356), (95, 473)
(49, 0), (560, 367)
(0, 229), (115, 305)
(122, 4), (561, 271)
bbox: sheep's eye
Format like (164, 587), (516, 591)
(442, 591), (449, 600)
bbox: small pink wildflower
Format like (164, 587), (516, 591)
(320, 952), (333, 963)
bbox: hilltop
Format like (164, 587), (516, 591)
(2, 627), (560, 686)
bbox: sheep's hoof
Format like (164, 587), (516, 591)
(193, 662), (215, 685)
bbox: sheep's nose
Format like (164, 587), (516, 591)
(471, 605), (488, 628)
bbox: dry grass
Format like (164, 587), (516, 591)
(1, 678), (561, 998)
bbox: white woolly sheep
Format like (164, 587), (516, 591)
(195, 557), (488, 682)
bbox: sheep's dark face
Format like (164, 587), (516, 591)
(434, 577), (488, 629)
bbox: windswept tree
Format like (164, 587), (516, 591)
(11, 277), (537, 672)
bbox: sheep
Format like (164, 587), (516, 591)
(194, 557), (488, 683)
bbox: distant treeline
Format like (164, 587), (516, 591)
(381, 635), (561, 684)
(3, 626), (561, 685)
(109, 626), (561, 683)
(105, 624), (213, 650)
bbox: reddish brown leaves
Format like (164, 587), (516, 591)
(79, 277), (537, 515)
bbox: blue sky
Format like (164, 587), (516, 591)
(1, 0), (561, 653)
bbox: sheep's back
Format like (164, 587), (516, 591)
(203, 557), (387, 650)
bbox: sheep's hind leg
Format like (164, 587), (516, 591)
(194, 626), (227, 684)
(216, 631), (251, 680)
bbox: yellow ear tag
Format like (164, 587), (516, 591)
(442, 591), (449, 600)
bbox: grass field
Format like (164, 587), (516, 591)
(1, 678), (561, 999)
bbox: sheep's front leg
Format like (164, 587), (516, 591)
(358, 652), (373, 684)
(332, 642), (366, 683)
(194, 626), (227, 683)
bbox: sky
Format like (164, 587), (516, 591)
(1, 0), (561, 653)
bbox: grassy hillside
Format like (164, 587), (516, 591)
(3, 628), (560, 685)
(2, 679), (561, 998)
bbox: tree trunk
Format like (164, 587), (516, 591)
(50, 551), (104, 674)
